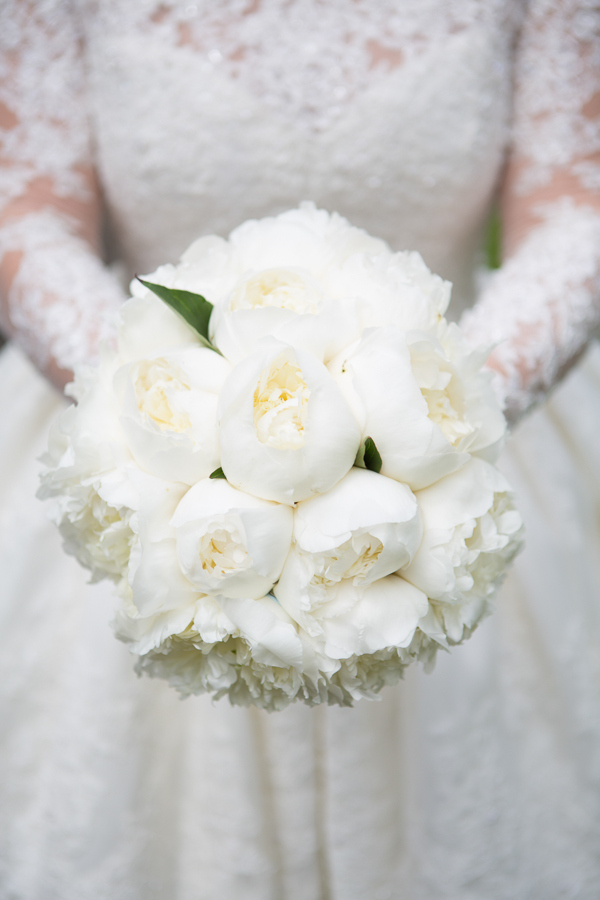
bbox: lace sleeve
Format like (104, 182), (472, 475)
(0, 0), (125, 388)
(461, 0), (600, 426)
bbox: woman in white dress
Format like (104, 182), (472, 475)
(1, 2), (599, 898)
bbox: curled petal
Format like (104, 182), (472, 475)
(216, 595), (304, 668)
(116, 347), (231, 485)
(171, 478), (293, 600)
(318, 576), (428, 659)
(219, 340), (361, 504)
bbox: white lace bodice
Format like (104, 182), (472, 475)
(1, 0), (599, 421)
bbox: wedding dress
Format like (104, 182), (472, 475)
(1, 1), (600, 898)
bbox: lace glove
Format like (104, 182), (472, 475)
(0, 1), (125, 388)
(461, 0), (600, 427)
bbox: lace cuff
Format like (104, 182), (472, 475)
(0, 210), (124, 373)
(462, 200), (600, 425)
(0, 0), (125, 382)
(462, 0), (600, 426)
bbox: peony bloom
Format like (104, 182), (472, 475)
(123, 472), (292, 617)
(114, 592), (306, 705)
(122, 471), (196, 617)
(115, 347), (231, 485)
(326, 247), (452, 334)
(219, 340), (361, 504)
(402, 457), (524, 642)
(213, 594), (304, 668)
(42, 469), (136, 585)
(170, 478), (293, 600)
(225, 203), (387, 276)
(275, 467), (422, 638)
(114, 591), (304, 671)
(311, 575), (429, 661)
(210, 266), (362, 364)
(38, 372), (135, 584)
(331, 325), (505, 490)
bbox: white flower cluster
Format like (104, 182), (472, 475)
(39, 205), (523, 710)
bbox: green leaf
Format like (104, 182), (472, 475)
(209, 467), (227, 479)
(137, 278), (221, 354)
(355, 436), (382, 473)
(484, 205), (502, 270)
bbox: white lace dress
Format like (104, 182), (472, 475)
(1, 2), (600, 898)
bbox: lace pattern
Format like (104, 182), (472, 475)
(0, 0), (124, 377)
(111, 0), (514, 134)
(460, 0), (600, 425)
(462, 200), (600, 424)
(0, 211), (124, 372)
(0, 0), (91, 204)
(512, 0), (600, 195)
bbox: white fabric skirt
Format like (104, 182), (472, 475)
(1, 340), (600, 900)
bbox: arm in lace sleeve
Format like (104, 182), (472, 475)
(460, 0), (600, 426)
(0, 0), (126, 390)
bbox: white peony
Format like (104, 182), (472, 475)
(115, 347), (231, 485)
(43, 469), (136, 585)
(210, 266), (362, 364)
(275, 467), (422, 638)
(115, 590), (304, 669)
(114, 593), (309, 708)
(218, 340), (361, 504)
(331, 325), (505, 490)
(224, 203), (388, 276)
(38, 364), (135, 584)
(403, 457), (524, 642)
(326, 247), (452, 334)
(311, 575), (429, 661)
(123, 472), (293, 616)
(170, 478), (293, 600)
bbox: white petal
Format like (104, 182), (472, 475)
(415, 457), (509, 531)
(293, 467), (422, 571)
(115, 348), (231, 485)
(332, 327), (468, 490)
(114, 601), (200, 655)
(319, 576), (428, 659)
(171, 479), (293, 600)
(219, 340), (361, 504)
(216, 595), (304, 668)
(212, 301), (361, 366)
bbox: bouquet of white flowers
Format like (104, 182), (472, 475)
(39, 204), (523, 710)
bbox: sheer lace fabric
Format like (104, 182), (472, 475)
(0, 0), (125, 376)
(463, 200), (600, 423)
(0, 211), (124, 372)
(511, 0), (600, 196)
(0, 1), (90, 205)
(120, 0), (517, 134)
(462, 0), (600, 423)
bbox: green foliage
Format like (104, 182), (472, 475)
(355, 436), (383, 474)
(485, 206), (502, 270)
(138, 278), (221, 353)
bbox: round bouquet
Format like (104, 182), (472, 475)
(39, 204), (523, 710)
